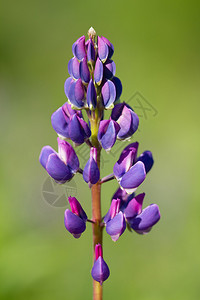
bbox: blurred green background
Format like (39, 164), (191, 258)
(1, 0), (200, 299)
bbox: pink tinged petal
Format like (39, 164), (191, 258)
(73, 36), (86, 60)
(64, 209), (86, 238)
(39, 146), (55, 169)
(101, 36), (114, 58)
(104, 199), (121, 223)
(91, 257), (110, 285)
(94, 58), (103, 85)
(68, 196), (87, 222)
(124, 193), (145, 219)
(111, 77), (122, 101)
(112, 187), (130, 203)
(120, 142), (139, 163)
(46, 153), (73, 182)
(51, 107), (70, 138)
(113, 150), (135, 180)
(129, 204), (160, 234)
(64, 77), (74, 99)
(68, 57), (80, 79)
(101, 80), (116, 109)
(95, 244), (103, 260)
(116, 106), (139, 139)
(79, 56), (90, 83)
(68, 79), (85, 109)
(87, 38), (96, 62)
(120, 161), (146, 194)
(97, 36), (109, 63)
(78, 117), (91, 138)
(62, 102), (82, 119)
(97, 119), (110, 140)
(137, 151), (154, 173)
(57, 137), (79, 172)
(106, 212), (126, 241)
(103, 59), (116, 79)
(87, 79), (97, 109)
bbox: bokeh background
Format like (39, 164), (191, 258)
(1, 0), (200, 299)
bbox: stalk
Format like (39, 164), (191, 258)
(90, 112), (103, 300)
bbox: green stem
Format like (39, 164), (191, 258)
(90, 112), (103, 300)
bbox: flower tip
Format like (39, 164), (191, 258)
(88, 27), (96, 39)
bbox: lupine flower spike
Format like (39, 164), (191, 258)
(39, 27), (161, 300)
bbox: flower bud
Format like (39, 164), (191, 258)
(98, 119), (120, 151)
(83, 147), (100, 188)
(91, 244), (110, 285)
(68, 114), (91, 145)
(87, 79), (97, 109)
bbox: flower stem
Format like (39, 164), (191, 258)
(90, 114), (103, 300)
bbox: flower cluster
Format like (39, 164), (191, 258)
(39, 28), (160, 287)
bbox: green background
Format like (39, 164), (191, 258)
(1, 0), (200, 299)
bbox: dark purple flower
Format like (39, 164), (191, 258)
(68, 114), (91, 146)
(51, 102), (82, 138)
(101, 79), (116, 109)
(112, 187), (135, 211)
(64, 77), (86, 109)
(101, 36), (114, 59)
(111, 103), (139, 139)
(39, 137), (79, 183)
(83, 147), (100, 187)
(98, 119), (120, 151)
(104, 199), (126, 241)
(72, 36), (86, 60)
(91, 244), (110, 285)
(124, 194), (160, 234)
(64, 196), (87, 238)
(111, 76), (122, 102)
(87, 79), (97, 109)
(87, 38), (96, 62)
(137, 151), (154, 173)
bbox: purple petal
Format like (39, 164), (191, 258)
(73, 36), (86, 60)
(51, 107), (70, 138)
(101, 80), (116, 109)
(112, 77), (122, 101)
(68, 79), (85, 108)
(87, 79), (97, 109)
(94, 57), (103, 85)
(95, 244), (103, 260)
(87, 38), (96, 62)
(91, 257), (110, 285)
(68, 115), (90, 145)
(98, 119), (120, 151)
(64, 209), (86, 238)
(124, 193), (145, 219)
(101, 36), (114, 58)
(104, 199), (120, 224)
(46, 153), (73, 182)
(83, 157), (100, 186)
(64, 77), (74, 99)
(39, 146), (55, 169)
(103, 59), (116, 79)
(97, 119), (110, 140)
(57, 137), (79, 172)
(129, 204), (160, 234)
(137, 151), (154, 173)
(120, 161), (146, 194)
(68, 57), (80, 79)
(62, 102), (83, 119)
(97, 36), (108, 63)
(80, 56), (90, 83)
(106, 212), (126, 241)
(68, 196), (87, 222)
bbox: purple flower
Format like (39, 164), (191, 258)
(51, 103), (82, 138)
(68, 114), (91, 146)
(94, 57), (103, 85)
(103, 59), (116, 80)
(112, 187), (135, 211)
(64, 196), (87, 238)
(97, 36), (109, 63)
(83, 147), (100, 187)
(124, 194), (160, 234)
(101, 79), (116, 109)
(87, 38), (96, 62)
(101, 36), (114, 59)
(111, 76), (122, 102)
(72, 36), (86, 60)
(98, 119), (120, 151)
(111, 103), (139, 140)
(113, 142), (154, 193)
(79, 56), (90, 84)
(64, 77), (86, 109)
(104, 199), (126, 241)
(91, 244), (110, 285)
(68, 57), (80, 80)
(39, 137), (79, 183)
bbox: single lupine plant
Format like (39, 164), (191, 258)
(39, 27), (161, 300)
